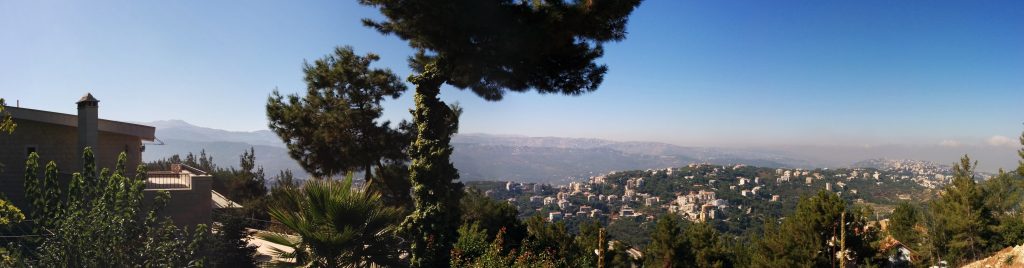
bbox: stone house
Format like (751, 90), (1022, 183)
(1, 94), (212, 227)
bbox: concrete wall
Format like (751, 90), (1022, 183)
(144, 175), (213, 228)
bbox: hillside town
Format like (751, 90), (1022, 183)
(475, 162), (957, 228)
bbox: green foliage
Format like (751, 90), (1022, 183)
(461, 189), (526, 245)
(23, 153), (40, 225)
(207, 212), (259, 268)
(982, 170), (1024, 248)
(686, 222), (733, 268)
(522, 216), (584, 267)
(1019, 131), (1024, 177)
(0, 199), (24, 226)
(645, 215), (733, 268)
(266, 46), (411, 179)
(888, 202), (923, 249)
(0, 98), (13, 173)
(355, 1), (642, 265)
(606, 216), (651, 248)
(398, 78), (465, 267)
(452, 227), (560, 268)
(573, 220), (602, 267)
(751, 191), (878, 268)
(453, 222), (491, 262)
(40, 161), (62, 230)
(646, 214), (690, 267)
(0, 98), (14, 135)
(927, 155), (993, 265)
(452, 215), (641, 268)
(231, 147), (268, 204)
(26, 148), (209, 267)
(359, 0), (642, 101)
(263, 175), (405, 267)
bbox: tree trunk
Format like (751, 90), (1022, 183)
(402, 62), (463, 268)
(364, 164), (372, 183)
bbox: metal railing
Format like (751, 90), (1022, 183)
(145, 171), (191, 190)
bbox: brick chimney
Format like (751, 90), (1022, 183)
(77, 93), (99, 157)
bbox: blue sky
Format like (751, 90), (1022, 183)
(2, 0), (1022, 147)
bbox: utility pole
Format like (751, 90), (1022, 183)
(840, 211), (847, 268)
(598, 228), (606, 268)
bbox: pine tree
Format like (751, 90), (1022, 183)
(267, 46), (411, 180)
(888, 202), (922, 249)
(233, 147), (267, 203)
(928, 155), (993, 265)
(982, 170), (1024, 250)
(686, 222), (732, 268)
(355, 1), (642, 265)
(646, 214), (690, 268)
(267, 46), (414, 208)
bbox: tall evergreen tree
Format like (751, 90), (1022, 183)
(928, 155), (993, 265)
(982, 170), (1024, 250)
(686, 222), (732, 268)
(355, 1), (642, 265)
(267, 46), (414, 206)
(646, 214), (690, 268)
(888, 202), (922, 249)
(232, 147), (267, 203)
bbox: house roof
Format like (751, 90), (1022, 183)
(3, 106), (155, 140)
(212, 190), (243, 209)
(77, 93), (99, 103)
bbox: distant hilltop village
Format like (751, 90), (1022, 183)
(469, 161), (957, 232)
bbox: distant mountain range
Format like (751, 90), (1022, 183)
(451, 134), (813, 183)
(142, 120), (302, 179)
(138, 120), (1019, 183)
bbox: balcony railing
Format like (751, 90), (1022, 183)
(146, 171), (192, 190)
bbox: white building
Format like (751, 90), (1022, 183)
(548, 212), (563, 222)
(543, 196), (556, 205)
(619, 206), (637, 217)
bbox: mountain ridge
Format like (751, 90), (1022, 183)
(138, 121), (1017, 183)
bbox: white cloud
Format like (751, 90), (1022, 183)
(986, 135), (1018, 148)
(938, 140), (962, 147)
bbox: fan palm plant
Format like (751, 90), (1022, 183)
(262, 174), (406, 267)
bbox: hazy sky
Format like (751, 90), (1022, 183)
(2, 0), (1022, 148)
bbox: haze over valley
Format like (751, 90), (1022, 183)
(142, 120), (1018, 183)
